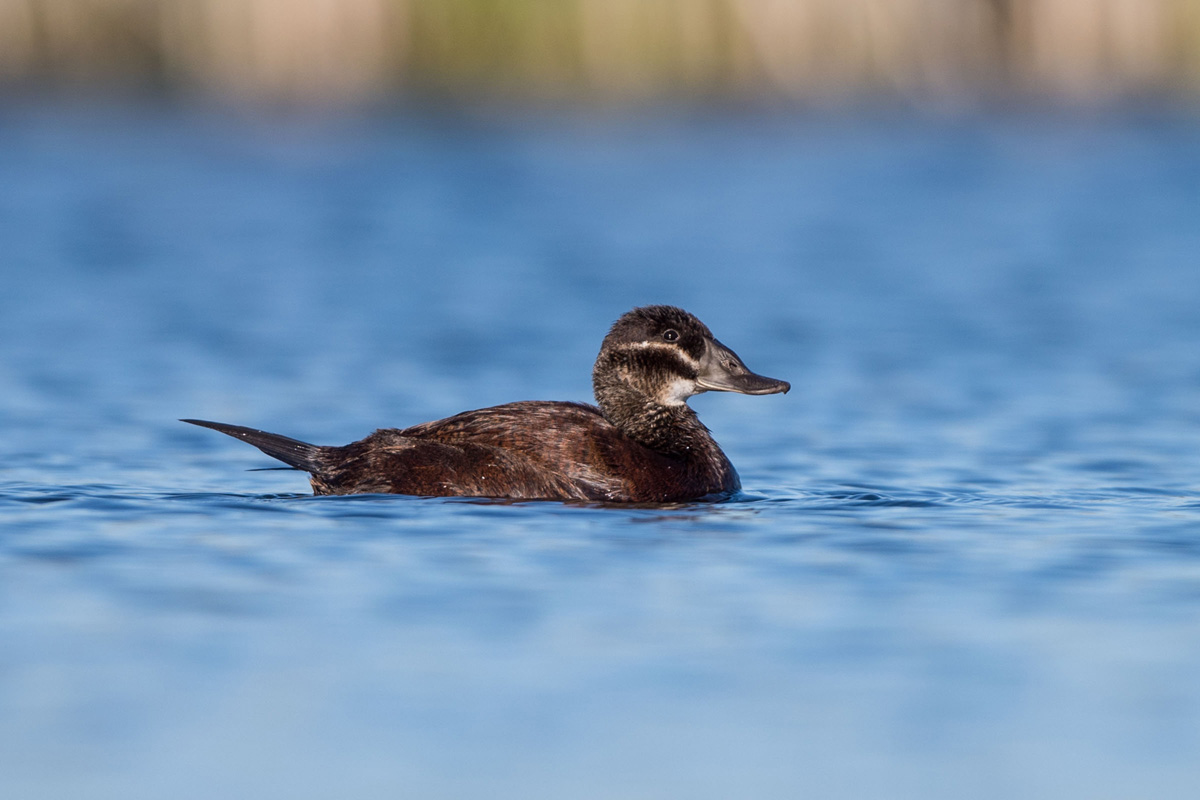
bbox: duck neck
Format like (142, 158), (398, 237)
(594, 380), (714, 458)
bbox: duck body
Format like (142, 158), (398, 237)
(195, 400), (734, 502)
(184, 306), (788, 503)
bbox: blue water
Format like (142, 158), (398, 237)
(3, 102), (1200, 798)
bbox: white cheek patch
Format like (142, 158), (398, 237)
(659, 377), (700, 406)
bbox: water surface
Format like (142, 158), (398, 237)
(3, 103), (1200, 798)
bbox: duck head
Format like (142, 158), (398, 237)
(592, 305), (790, 413)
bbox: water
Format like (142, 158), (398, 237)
(3, 102), (1200, 799)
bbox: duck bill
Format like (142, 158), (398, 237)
(694, 339), (790, 396)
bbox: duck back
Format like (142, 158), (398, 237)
(312, 401), (738, 502)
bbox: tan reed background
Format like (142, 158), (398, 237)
(1, 0), (1198, 102)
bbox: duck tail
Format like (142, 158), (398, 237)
(181, 419), (326, 473)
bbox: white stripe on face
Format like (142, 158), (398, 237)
(611, 341), (702, 406)
(621, 340), (702, 368)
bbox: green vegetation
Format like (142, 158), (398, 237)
(1, 0), (1198, 103)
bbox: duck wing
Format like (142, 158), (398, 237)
(315, 401), (629, 499)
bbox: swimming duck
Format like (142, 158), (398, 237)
(183, 305), (788, 502)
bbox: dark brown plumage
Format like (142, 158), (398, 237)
(183, 305), (789, 502)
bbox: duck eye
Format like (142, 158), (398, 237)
(662, 329), (679, 342)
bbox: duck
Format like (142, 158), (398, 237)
(183, 305), (789, 503)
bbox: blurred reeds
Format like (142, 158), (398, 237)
(2, 0), (1199, 103)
